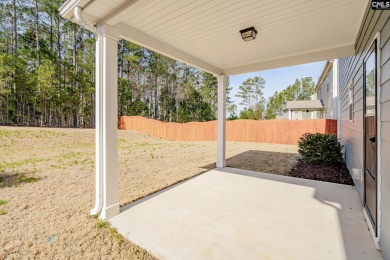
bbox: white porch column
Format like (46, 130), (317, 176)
(217, 75), (227, 168)
(332, 59), (341, 139)
(288, 109), (292, 120)
(91, 24), (119, 220)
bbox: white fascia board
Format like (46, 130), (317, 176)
(97, 0), (153, 26)
(59, 0), (96, 22)
(223, 44), (355, 76)
(59, 0), (82, 19)
(59, 0), (79, 19)
(115, 22), (222, 76)
(315, 61), (333, 92)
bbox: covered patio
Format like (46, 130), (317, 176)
(111, 168), (381, 259)
(58, 0), (380, 258)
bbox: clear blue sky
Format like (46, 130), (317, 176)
(229, 61), (326, 112)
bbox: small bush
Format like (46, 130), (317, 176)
(298, 133), (343, 165)
(0, 199), (7, 215)
(18, 174), (39, 183)
(96, 219), (110, 229)
(0, 199), (7, 206)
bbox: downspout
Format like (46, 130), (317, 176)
(331, 59), (341, 139)
(74, 6), (103, 216)
(74, 6), (98, 35)
(337, 61), (341, 139)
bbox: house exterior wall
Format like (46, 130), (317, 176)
(338, 7), (390, 257)
(313, 110), (323, 119)
(276, 113), (288, 120)
(292, 111), (302, 120)
(317, 67), (334, 119)
(286, 110), (320, 120)
(310, 111), (319, 119)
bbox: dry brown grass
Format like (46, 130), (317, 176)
(0, 127), (298, 259)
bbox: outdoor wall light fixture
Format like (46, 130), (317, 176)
(240, 27), (257, 41)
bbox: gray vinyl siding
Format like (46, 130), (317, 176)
(317, 68), (333, 118)
(338, 6), (390, 257)
(380, 28), (390, 260)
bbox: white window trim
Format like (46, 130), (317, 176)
(348, 79), (354, 122)
(362, 32), (382, 249)
(375, 31), (382, 248)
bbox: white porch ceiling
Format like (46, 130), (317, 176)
(60, 0), (369, 75)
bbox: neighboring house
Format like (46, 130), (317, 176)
(315, 60), (339, 119)
(275, 114), (288, 120)
(284, 100), (324, 120)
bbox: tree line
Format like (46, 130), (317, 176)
(231, 76), (316, 120)
(0, 0), (232, 127)
(0, 0), (315, 128)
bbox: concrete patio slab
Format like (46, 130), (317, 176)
(110, 168), (382, 260)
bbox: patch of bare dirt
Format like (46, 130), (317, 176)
(226, 149), (299, 175)
(289, 159), (354, 185)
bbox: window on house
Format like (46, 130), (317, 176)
(349, 79), (354, 122)
(364, 45), (376, 116)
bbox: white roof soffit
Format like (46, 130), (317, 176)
(59, 0), (369, 76)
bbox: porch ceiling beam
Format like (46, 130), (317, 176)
(223, 44), (356, 76)
(114, 22), (222, 76)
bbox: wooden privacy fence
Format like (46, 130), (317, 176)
(118, 116), (337, 145)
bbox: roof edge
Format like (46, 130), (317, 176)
(285, 100), (324, 110)
(59, 0), (92, 20)
(59, 0), (79, 19)
(315, 60), (333, 92)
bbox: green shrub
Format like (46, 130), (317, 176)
(96, 219), (110, 229)
(17, 174), (39, 183)
(298, 133), (343, 165)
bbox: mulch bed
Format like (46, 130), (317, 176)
(289, 159), (354, 185)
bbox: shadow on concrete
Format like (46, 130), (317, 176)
(118, 151), (381, 259)
(218, 167), (381, 260)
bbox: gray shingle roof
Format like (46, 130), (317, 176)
(285, 100), (324, 109)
